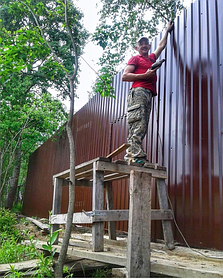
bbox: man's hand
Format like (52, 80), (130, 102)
(122, 64), (156, 82)
(144, 68), (156, 79)
(166, 21), (174, 33)
(154, 21), (173, 58)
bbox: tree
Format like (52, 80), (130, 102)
(1, 0), (89, 276)
(93, 0), (184, 96)
(0, 9), (69, 206)
(0, 74), (68, 206)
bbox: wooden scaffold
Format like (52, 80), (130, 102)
(50, 144), (175, 277)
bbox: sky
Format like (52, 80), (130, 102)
(71, 0), (195, 112)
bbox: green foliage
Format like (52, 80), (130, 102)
(62, 266), (73, 278)
(42, 229), (60, 257)
(90, 267), (112, 278)
(32, 253), (54, 278)
(11, 202), (23, 213)
(5, 265), (26, 278)
(93, 67), (116, 98)
(0, 210), (61, 278)
(0, 208), (20, 243)
(0, 209), (38, 265)
(0, 0), (89, 205)
(30, 230), (61, 277)
(0, 236), (38, 264)
(92, 0), (184, 97)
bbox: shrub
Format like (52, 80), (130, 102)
(0, 236), (38, 264)
(0, 208), (21, 244)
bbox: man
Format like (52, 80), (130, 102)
(122, 21), (174, 164)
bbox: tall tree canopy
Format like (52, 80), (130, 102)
(1, 0), (90, 276)
(93, 0), (184, 97)
(0, 0), (89, 207)
(0, 0), (89, 96)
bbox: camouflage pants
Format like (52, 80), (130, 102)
(124, 87), (153, 161)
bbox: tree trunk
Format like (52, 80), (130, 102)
(54, 79), (75, 278)
(5, 143), (21, 209)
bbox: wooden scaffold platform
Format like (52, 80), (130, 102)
(49, 148), (223, 278)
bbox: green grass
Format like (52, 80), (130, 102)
(0, 236), (38, 264)
(0, 208), (112, 278)
(0, 208), (55, 277)
(0, 208), (39, 264)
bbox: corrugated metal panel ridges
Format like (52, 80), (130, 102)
(22, 0), (223, 250)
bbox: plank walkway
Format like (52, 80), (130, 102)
(24, 234), (223, 278)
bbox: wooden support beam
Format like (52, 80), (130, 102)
(95, 160), (167, 179)
(105, 182), (116, 240)
(92, 162), (104, 252)
(50, 212), (91, 224)
(156, 178), (175, 250)
(127, 170), (152, 278)
(50, 209), (173, 225)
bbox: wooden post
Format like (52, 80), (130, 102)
(105, 181), (116, 240)
(92, 162), (104, 252)
(127, 170), (152, 278)
(156, 178), (175, 250)
(51, 177), (63, 243)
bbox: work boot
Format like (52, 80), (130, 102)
(134, 157), (150, 165)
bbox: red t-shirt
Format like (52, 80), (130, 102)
(127, 53), (157, 95)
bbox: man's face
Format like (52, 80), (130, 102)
(136, 40), (151, 56)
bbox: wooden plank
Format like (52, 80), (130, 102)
(75, 157), (110, 175)
(93, 210), (128, 222)
(91, 209), (172, 222)
(25, 217), (49, 232)
(96, 160), (167, 179)
(53, 157), (110, 179)
(50, 209), (173, 225)
(75, 169), (93, 180)
(150, 256), (223, 278)
(127, 170), (152, 278)
(92, 209), (172, 222)
(64, 259), (113, 274)
(53, 157), (166, 183)
(50, 213), (92, 224)
(156, 178), (175, 250)
(106, 143), (130, 159)
(68, 238), (126, 254)
(105, 182), (116, 240)
(92, 162), (104, 252)
(56, 243), (127, 266)
(0, 260), (38, 275)
(152, 209), (173, 220)
(53, 169), (70, 179)
(104, 173), (129, 182)
(24, 240), (223, 278)
(115, 159), (167, 171)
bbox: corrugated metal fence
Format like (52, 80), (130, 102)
(22, 0), (223, 250)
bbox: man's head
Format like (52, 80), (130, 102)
(137, 37), (150, 44)
(135, 37), (151, 57)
